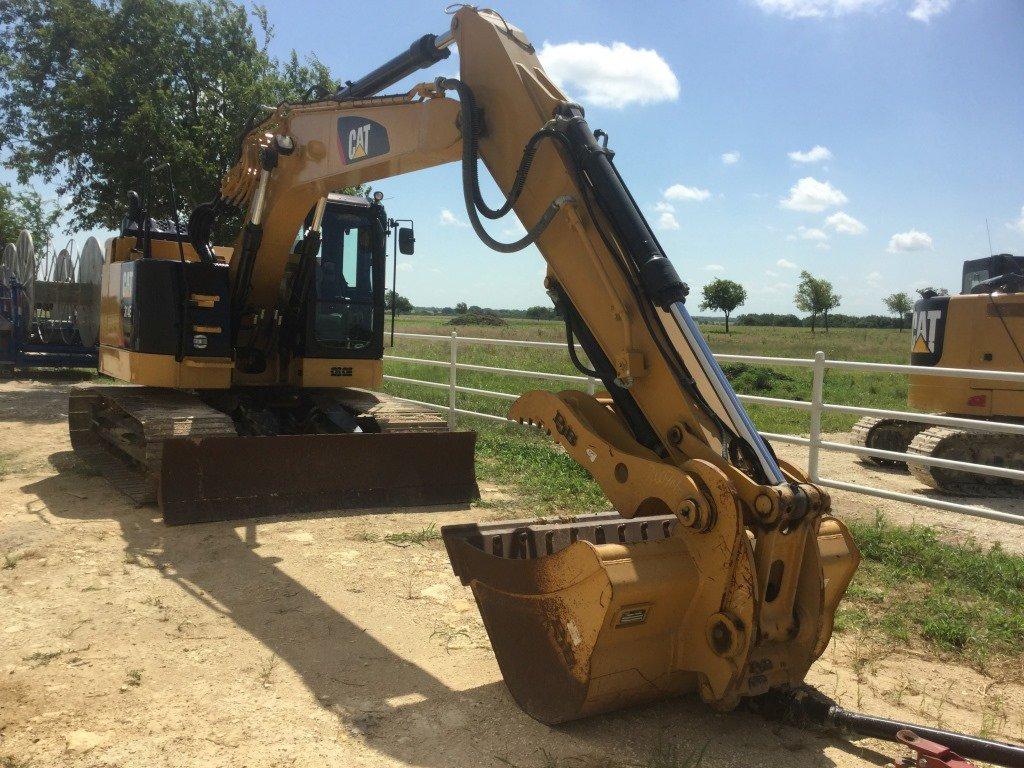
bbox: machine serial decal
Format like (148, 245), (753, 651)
(337, 117), (390, 164)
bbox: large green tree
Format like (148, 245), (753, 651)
(0, 0), (335, 231)
(795, 270), (841, 333)
(699, 278), (747, 333)
(385, 290), (413, 315)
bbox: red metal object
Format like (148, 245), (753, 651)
(897, 729), (977, 768)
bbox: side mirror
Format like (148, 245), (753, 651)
(399, 226), (415, 255)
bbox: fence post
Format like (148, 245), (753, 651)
(808, 350), (826, 482)
(586, 377), (597, 395)
(448, 331), (458, 429)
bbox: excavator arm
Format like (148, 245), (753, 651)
(207, 6), (860, 725)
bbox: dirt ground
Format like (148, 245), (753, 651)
(2, 377), (1022, 768)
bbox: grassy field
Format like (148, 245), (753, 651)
(382, 314), (915, 435)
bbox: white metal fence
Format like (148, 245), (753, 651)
(383, 330), (1024, 527)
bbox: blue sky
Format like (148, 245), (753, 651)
(4, 0), (1023, 313)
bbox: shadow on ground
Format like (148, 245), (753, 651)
(22, 452), (894, 768)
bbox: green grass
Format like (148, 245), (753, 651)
(837, 514), (1024, 665)
(354, 524), (445, 546)
(382, 524), (442, 546)
(382, 315), (915, 436)
(475, 423), (608, 515)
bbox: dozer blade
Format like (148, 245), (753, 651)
(442, 512), (705, 725)
(159, 431), (479, 525)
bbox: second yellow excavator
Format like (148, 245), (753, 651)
(852, 254), (1024, 495)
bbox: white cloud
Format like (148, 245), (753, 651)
(1007, 206), (1024, 234)
(652, 200), (675, 213)
(664, 183), (711, 202)
(908, 0), (953, 22)
(439, 208), (467, 227)
(765, 269), (779, 277)
(752, 0), (886, 18)
(754, 281), (794, 295)
(397, 262), (414, 273)
(797, 226), (829, 242)
(703, 264), (725, 272)
(777, 258), (799, 269)
(780, 176), (848, 212)
(788, 145), (833, 163)
(825, 211), (867, 235)
(656, 211), (681, 231)
(538, 41), (679, 109)
(887, 229), (934, 252)
(721, 151), (741, 165)
(866, 270), (882, 286)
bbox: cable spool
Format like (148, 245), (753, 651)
(15, 230), (35, 285)
(53, 246), (77, 344)
(1, 243), (14, 283)
(75, 237), (103, 348)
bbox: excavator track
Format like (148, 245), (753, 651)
(906, 425), (1024, 497)
(70, 384), (477, 523)
(69, 385), (237, 505)
(850, 416), (929, 468)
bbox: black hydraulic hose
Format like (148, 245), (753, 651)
(564, 314), (598, 378)
(439, 78), (572, 253)
(771, 687), (1024, 768)
(830, 708), (1024, 767)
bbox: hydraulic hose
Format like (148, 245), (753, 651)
(766, 687), (1024, 768)
(439, 78), (572, 253)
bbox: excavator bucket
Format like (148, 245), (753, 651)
(443, 505), (860, 725)
(159, 431), (479, 525)
(443, 512), (705, 725)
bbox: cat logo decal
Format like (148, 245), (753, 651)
(338, 117), (390, 164)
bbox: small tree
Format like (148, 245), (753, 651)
(0, 185), (61, 252)
(455, 302), (468, 314)
(795, 270), (841, 333)
(883, 292), (912, 331)
(699, 279), (747, 333)
(385, 290), (413, 314)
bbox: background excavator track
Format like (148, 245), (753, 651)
(907, 425), (1024, 497)
(850, 416), (929, 468)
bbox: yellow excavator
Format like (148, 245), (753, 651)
(852, 254), (1024, 495)
(67, 8), (1024, 763)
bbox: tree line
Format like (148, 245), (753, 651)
(697, 272), (914, 333)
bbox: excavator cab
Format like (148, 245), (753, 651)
(289, 194), (388, 363)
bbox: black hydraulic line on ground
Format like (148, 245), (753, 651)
(761, 686), (1024, 768)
